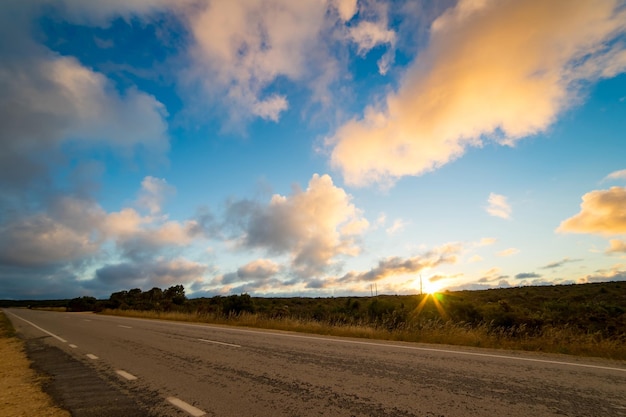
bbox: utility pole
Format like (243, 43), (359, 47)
(420, 274), (423, 295)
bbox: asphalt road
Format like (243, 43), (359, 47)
(5, 308), (626, 417)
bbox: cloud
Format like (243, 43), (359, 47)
(237, 259), (281, 280)
(541, 258), (582, 269)
(136, 176), (175, 215)
(386, 218), (409, 235)
(225, 174), (368, 276)
(180, 0), (398, 127)
(486, 193), (512, 219)
(557, 187), (626, 236)
(0, 2), (170, 194)
(333, 0), (358, 22)
(92, 258), (207, 291)
(468, 255), (483, 263)
(497, 248), (519, 257)
(328, 0), (626, 185)
(577, 266), (626, 284)
(607, 240), (626, 253)
(514, 272), (541, 279)
(477, 237), (497, 246)
(0, 178), (203, 284)
(337, 243), (462, 283)
(348, 19), (396, 75)
(603, 169), (626, 182)
(211, 259), (282, 293)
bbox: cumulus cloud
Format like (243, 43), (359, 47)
(92, 258), (207, 291)
(486, 193), (512, 219)
(607, 240), (626, 253)
(557, 187), (626, 236)
(328, 0), (626, 185)
(333, 0), (358, 22)
(181, 0), (398, 126)
(0, 1), (170, 193)
(212, 259), (282, 293)
(337, 243), (461, 283)
(1, 198), (199, 268)
(577, 266), (626, 284)
(225, 174), (368, 276)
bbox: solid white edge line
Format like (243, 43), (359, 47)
(166, 397), (206, 417)
(86, 353), (98, 360)
(198, 338), (241, 348)
(115, 370), (138, 381)
(69, 344), (78, 348)
(4, 311), (67, 343)
(92, 313), (626, 373)
(117, 325), (132, 328)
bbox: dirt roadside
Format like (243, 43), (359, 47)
(0, 311), (70, 417)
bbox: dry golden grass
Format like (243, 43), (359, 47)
(100, 309), (626, 360)
(0, 311), (70, 417)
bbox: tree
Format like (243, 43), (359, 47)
(164, 285), (186, 305)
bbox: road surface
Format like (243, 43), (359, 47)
(5, 308), (626, 417)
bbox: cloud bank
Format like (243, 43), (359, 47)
(328, 0), (626, 185)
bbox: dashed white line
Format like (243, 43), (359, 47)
(198, 338), (240, 348)
(115, 370), (137, 381)
(82, 319), (92, 322)
(117, 325), (132, 329)
(5, 311), (67, 343)
(166, 397), (206, 417)
(69, 344), (78, 348)
(86, 353), (99, 360)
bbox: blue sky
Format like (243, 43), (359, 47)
(1, 0), (626, 299)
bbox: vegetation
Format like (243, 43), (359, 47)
(100, 281), (626, 360)
(0, 311), (70, 417)
(2, 281), (625, 359)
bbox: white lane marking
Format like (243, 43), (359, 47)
(69, 344), (78, 349)
(166, 397), (206, 416)
(98, 314), (626, 373)
(198, 338), (241, 348)
(82, 319), (92, 322)
(86, 353), (99, 360)
(115, 370), (138, 381)
(4, 311), (67, 343)
(117, 325), (132, 329)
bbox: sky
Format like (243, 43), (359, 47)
(1, 0), (626, 300)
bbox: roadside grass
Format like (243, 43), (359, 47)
(0, 311), (70, 417)
(100, 308), (626, 360)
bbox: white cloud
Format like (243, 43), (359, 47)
(337, 242), (462, 284)
(607, 240), (626, 254)
(603, 169), (626, 182)
(486, 193), (512, 219)
(333, 0), (358, 22)
(385, 218), (408, 235)
(226, 174), (368, 277)
(558, 187), (626, 236)
(328, 0), (626, 186)
(349, 20), (396, 74)
(136, 176), (175, 215)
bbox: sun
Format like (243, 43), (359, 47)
(416, 276), (445, 295)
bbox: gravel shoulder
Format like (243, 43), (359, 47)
(0, 310), (70, 417)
